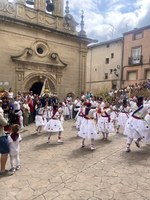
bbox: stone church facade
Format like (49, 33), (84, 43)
(0, 0), (94, 99)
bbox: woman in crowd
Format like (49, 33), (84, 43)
(0, 101), (13, 176)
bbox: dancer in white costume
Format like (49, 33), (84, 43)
(62, 100), (69, 120)
(43, 102), (52, 124)
(117, 99), (130, 134)
(110, 104), (119, 133)
(79, 103), (98, 151)
(97, 103), (114, 140)
(45, 105), (64, 143)
(35, 103), (44, 135)
(58, 103), (64, 125)
(75, 102), (86, 131)
(124, 97), (150, 152)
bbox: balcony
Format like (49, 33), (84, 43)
(128, 55), (143, 66)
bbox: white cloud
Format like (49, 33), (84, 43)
(68, 0), (150, 42)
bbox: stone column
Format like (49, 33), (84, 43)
(53, 0), (64, 17)
(34, 0), (46, 11)
(79, 45), (88, 94)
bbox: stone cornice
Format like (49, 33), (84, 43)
(11, 47), (67, 68)
(0, 15), (96, 44)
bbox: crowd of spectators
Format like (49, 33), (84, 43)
(0, 89), (59, 129)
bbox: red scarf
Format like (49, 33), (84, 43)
(11, 132), (19, 141)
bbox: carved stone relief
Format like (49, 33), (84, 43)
(0, 1), (16, 15)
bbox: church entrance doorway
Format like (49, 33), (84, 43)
(30, 82), (43, 95)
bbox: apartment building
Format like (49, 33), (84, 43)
(122, 26), (150, 87)
(86, 38), (123, 94)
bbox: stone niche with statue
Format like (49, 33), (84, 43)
(0, 0), (96, 99)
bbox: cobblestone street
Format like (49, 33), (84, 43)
(0, 120), (150, 200)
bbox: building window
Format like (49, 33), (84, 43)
(104, 73), (108, 79)
(111, 53), (114, 58)
(145, 70), (150, 79)
(128, 71), (137, 80)
(131, 47), (142, 64)
(106, 44), (109, 48)
(106, 58), (109, 64)
(133, 31), (143, 40)
(112, 81), (117, 90)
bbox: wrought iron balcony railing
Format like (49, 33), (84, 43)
(128, 55), (143, 65)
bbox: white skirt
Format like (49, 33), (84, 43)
(97, 116), (114, 133)
(124, 116), (150, 142)
(75, 116), (83, 130)
(63, 107), (69, 116)
(35, 115), (44, 127)
(45, 119), (64, 132)
(143, 114), (150, 143)
(118, 113), (129, 128)
(78, 118), (98, 139)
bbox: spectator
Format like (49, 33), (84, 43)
(0, 100), (13, 176)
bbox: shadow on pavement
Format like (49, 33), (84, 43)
(68, 136), (81, 141)
(95, 138), (112, 147)
(120, 145), (150, 166)
(22, 133), (39, 141)
(34, 142), (63, 151)
(69, 147), (96, 159)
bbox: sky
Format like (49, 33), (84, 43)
(68, 0), (150, 42)
(9, 0), (150, 42)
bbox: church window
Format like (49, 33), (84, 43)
(37, 47), (44, 55)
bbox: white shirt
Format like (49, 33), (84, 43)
(8, 135), (22, 156)
(14, 101), (21, 111)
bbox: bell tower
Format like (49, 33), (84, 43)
(25, 0), (64, 17)
(53, 0), (64, 17)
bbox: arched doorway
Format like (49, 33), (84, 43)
(24, 73), (57, 95)
(30, 82), (43, 95)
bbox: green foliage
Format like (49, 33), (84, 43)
(96, 90), (113, 103)
(130, 88), (150, 98)
(0, 87), (5, 92)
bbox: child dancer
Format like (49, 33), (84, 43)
(75, 102), (86, 131)
(8, 124), (22, 172)
(45, 105), (64, 143)
(97, 102), (114, 140)
(35, 103), (44, 135)
(15, 109), (24, 129)
(79, 103), (98, 150)
(117, 99), (130, 134)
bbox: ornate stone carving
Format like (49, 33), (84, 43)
(11, 45), (67, 70)
(25, 11), (36, 20)
(0, 1), (15, 14)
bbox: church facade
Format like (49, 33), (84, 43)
(0, 0), (94, 99)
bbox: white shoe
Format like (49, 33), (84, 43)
(16, 165), (21, 171)
(57, 139), (63, 143)
(10, 167), (16, 173)
(90, 145), (96, 151)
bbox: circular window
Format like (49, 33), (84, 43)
(34, 42), (49, 57)
(37, 47), (44, 54)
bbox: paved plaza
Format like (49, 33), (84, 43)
(0, 120), (150, 200)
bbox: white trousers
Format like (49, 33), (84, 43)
(10, 154), (20, 168)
